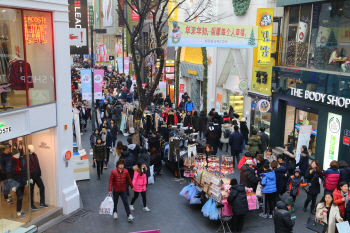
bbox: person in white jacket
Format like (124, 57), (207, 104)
(315, 193), (343, 233)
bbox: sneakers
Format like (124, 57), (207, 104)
(40, 204), (49, 208)
(113, 212), (118, 220)
(259, 213), (267, 218)
(268, 214), (273, 219)
(143, 207), (150, 212)
(31, 205), (39, 211)
(129, 205), (134, 211)
(5, 199), (12, 204)
(128, 214), (134, 221)
(17, 212), (27, 219)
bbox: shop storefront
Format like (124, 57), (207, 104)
(248, 93), (272, 135)
(0, 1), (79, 232)
(270, 67), (350, 168)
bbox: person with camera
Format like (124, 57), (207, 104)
(129, 161), (150, 212)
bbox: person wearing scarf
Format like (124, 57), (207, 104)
(333, 181), (350, 218)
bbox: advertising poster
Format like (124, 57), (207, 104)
(178, 84), (185, 105)
(131, 5), (139, 21)
(295, 125), (312, 163)
(93, 69), (104, 99)
(323, 113), (342, 170)
(168, 0), (177, 24)
(68, 0), (88, 54)
(102, 0), (113, 27)
(117, 57), (123, 73)
(81, 69), (92, 100)
(158, 82), (167, 98)
(216, 93), (222, 112)
(256, 8), (274, 67)
(124, 57), (130, 75)
(167, 21), (258, 48)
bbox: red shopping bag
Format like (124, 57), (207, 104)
(247, 195), (257, 210)
(221, 199), (233, 216)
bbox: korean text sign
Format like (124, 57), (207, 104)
(81, 69), (92, 100)
(256, 8), (274, 67)
(167, 21), (258, 48)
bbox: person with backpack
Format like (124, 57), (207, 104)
(220, 120), (232, 152)
(184, 97), (195, 114)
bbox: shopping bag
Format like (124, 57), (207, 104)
(179, 184), (193, 196)
(221, 199), (233, 216)
(148, 165), (155, 184)
(202, 198), (214, 217)
(306, 217), (327, 233)
(247, 195), (257, 210)
(209, 201), (219, 220)
(186, 186), (197, 200)
(336, 221), (350, 233)
(99, 195), (114, 215)
(190, 196), (202, 205)
(256, 183), (262, 197)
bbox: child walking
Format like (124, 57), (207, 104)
(129, 161), (150, 212)
(287, 168), (307, 212)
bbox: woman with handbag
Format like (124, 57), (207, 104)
(315, 194), (343, 233)
(304, 160), (323, 215)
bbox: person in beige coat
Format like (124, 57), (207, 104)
(220, 121), (233, 152)
(315, 193), (343, 233)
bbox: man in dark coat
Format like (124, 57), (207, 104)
(146, 131), (161, 152)
(126, 76), (132, 90)
(212, 118), (222, 153)
(191, 111), (200, 132)
(183, 111), (192, 127)
(229, 125), (244, 167)
(113, 102), (123, 132)
(198, 111), (208, 140)
(101, 127), (113, 168)
(227, 178), (249, 232)
(274, 200), (295, 233)
(258, 127), (269, 153)
(240, 160), (261, 191)
(127, 137), (140, 163)
(240, 118), (249, 145)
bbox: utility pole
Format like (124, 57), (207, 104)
(91, 23), (95, 131)
(122, 27), (124, 75)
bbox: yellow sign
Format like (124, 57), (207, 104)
(168, 0), (177, 24)
(251, 66), (272, 95)
(255, 8), (274, 67)
(187, 69), (198, 75)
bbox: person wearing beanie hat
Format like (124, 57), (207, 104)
(227, 178), (249, 232)
(284, 196), (295, 207)
(287, 168), (307, 212)
(274, 200), (295, 233)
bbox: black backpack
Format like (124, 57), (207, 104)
(224, 129), (231, 138)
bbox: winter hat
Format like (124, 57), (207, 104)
(230, 178), (238, 186)
(284, 196), (294, 207)
(294, 168), (301, 174)
(246, 160), (254, 165)
(241, 118), (246, 122)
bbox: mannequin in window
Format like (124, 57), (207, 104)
(0, 143), (13, 204)
(28, 145), (48, 211)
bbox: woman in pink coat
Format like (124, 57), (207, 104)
(129, 161), (150, 212)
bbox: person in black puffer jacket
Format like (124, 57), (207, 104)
(93, 138), (107, 179)
(303, 160), (323, 214)
(120, 145), (135, 195)
(295, 145), (310, 177)
(198, 111), (208, 140)
(191, 111), (200, 132)
(147, 131), (160, 152)
(240, 160), (261, 191)
(227, 178), (249, 232)
(274, 200), (295, 233)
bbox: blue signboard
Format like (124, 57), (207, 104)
(344, 129), (350, 137)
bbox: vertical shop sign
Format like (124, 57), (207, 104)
(216, 93), (222, 112)
(168, 0), (177, 24)
(93, 69), (104, 99)
(117, 57), (123, 73)
(124, 57), (130, 75)
(89, 6), (94, 25)
(323, 113), (342, 170)
(158, 82), (167, 98)
(256, 8), (273, 67)
(131, 5), (139, 21)
(178, 84), (185, 104)
(118, 0), (125, 27)
(295, 125), (312, 163)
(81, 69), (92, 100)
(68, 0), (89, 54)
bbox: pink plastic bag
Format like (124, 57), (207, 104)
(221, 199), (233, 216)
(247, 195), (257, 210)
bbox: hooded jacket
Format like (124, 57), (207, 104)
(220, 123), (233, 144)
(258, 132), (269, 152)
(120, 151), (135, 169)
(205, 127), (217, 148)
(191, 115), (200, 131)
(113, 105), (123, 119)
(138, 152), (151, 177)
(199, 113), (208, 131)
(184, 101), (195, 112)
(323, 167), (340, 191)
(93, 142), (107, 161)
(109, 168), (133, 192)
(128, 144), (140, 163)
(295, 152), (310, 176)
(132, 165), (147, 192)
(261, 170), (277, 194)
(227, 184), (249, 215)
(164, 97), (172, 106)
(287, 175), (307, 196)
(248, 135), (262, 156)
(240, 164), (261, 191)
(274, 201), (295, 233)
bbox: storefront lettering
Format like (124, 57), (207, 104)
(187, 69), (198, 75)
(0, 122), (11, 134)
(291, 88), (350, 109)
(24, 16), (48, 44)
(20, 76), (54, 83)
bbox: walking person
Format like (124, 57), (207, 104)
(287, 168), (307, 212)
(323, 160), (340, 194)
(114, 141), (123, 168)
(240, 118), (249, 145)
(258, 127), (269, 154)
(248, 129), (261, 159)
(191, 111), (200, 133)
(150, 148), (162, 175)
(295, 145), (310, 178)
(260, 163), (277, 218)
(227, 178), (249, 232)
(184, 97), (195, 114)
(93, 138), (106, 180)
(90, 129), (100, 149)
(220, 120), (232, 152)
(109, 119), (118, 149)
(108, 159), (135, 221)
(138, 148), (151, 181)
(315, 194), (343, 233)
(79, 103), (88, 132)
(119, 145), (135, 196)
(129, 161), (151, 212)
(212, 118), (222, 153)
(101, 127), (113, 169)
(303, 160), (323, 214)
(229, 125), (244, 168)
(198, 111), (207, 140)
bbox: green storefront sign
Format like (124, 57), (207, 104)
(89, 6), (94, 25)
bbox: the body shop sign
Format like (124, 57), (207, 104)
(323, 113), (342, 170)
(0, 122), (11, 134)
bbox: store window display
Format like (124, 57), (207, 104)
(250, 99), (271, 135)
(228, 93), (244, 120)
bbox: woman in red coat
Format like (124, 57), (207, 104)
(333, 182), (350, 218)
(129, 161), (150, 212)
(108, 159), (134, 221)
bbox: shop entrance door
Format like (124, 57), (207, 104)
(284, 105), (318, 159)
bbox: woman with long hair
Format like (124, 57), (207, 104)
(303, 160), (323, 214)
(338, 160), (350, 185)
(315, 194), (343, 233)
(114, 141), (123, 167)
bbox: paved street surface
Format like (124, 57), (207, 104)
(43, 123), (322, 233)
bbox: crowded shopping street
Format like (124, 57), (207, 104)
(1, 0), (350, 233)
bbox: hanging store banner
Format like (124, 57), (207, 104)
(118, 0), (125, 27)
(124, 57), (130, 75)
(131, 5), (139, 21)
(68, 0), (88, 54)
(93, 69), (104, 99)
(255, 8), (274, 67)
(81, 69), (92, 100)
(178, 84), (185, 105)
(117, 57), (123, 73)
(168, 0), (177, 24)
(167, 21), (258, 48)
(323, 112), (342, 170)
(102, 0), (113, 26)
(295, 125), (313, 163)
(216, 93), (222, 112)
